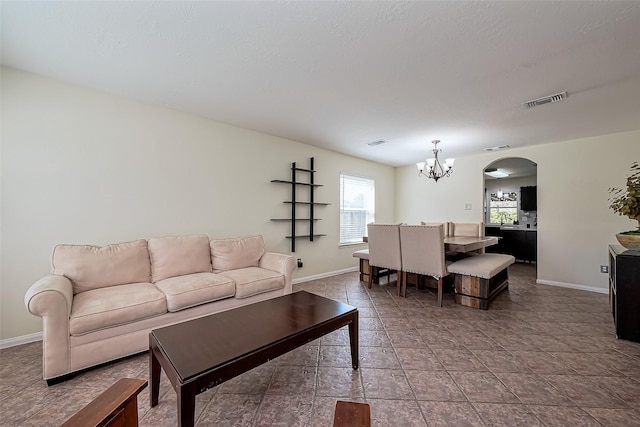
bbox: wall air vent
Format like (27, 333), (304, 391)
(522, 91), (567, 109)
(483, 145), (510, 152)
(367, 140), (386, 146)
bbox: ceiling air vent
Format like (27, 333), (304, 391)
(483, 145), (510, 152)
(522, 91), (567, 109)
(367, 140), (386, 146)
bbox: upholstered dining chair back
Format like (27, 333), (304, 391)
(366, 223), (403, 293)
(399, 224), (448, 304)
(420, 221), (450, 236)
(449, 222), (484, 237)
(448, 222), (485, 256)
(400, 224), (447, 279)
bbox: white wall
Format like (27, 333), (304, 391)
(396, 129), (640, 292)
(3, 66), (638, 342)
(0, 67), (395, 340)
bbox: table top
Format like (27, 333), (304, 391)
(150, 291), (357, 381)
(443, 236), (499, 253)
(361, 235), (498, 254)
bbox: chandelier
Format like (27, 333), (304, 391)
(416, 140), (455, 182)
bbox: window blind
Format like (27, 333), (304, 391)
(340, 174), (375, 244)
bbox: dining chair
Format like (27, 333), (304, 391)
(399, 224), (449, 305)
(449, 222), (484, 237)
(421, 221), (450, 236)
(366, 223), (403, 296)
(448, 222), (485, 257)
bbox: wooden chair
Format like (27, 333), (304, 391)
(61, 378), (147, 427)
(366, 223), (403, 296)
(399, 224), (449, 305)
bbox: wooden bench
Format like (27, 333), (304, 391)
(352, 249), (393, 284)
(333, 400), (371, 427)
(447, 253), (515, 310)
(61, 378), (147, 427)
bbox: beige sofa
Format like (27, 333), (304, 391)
(24, 234), (295, 384)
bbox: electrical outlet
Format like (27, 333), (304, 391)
(297, 258), (303, 268)
(600, 265), (608, 273)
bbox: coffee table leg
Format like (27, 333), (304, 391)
(150, 339), (160, 407)
(177, 384), (196, 427)
(348, 312), (359, 369)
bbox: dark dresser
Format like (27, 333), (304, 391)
(609, 245), (640, 342)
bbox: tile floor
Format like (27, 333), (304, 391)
(2, 264), (640, 426)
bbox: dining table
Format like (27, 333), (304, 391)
(362, 235), (498, 253)
(443, 236), (499, 253)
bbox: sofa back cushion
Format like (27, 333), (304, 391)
(52, 239), (152, 295)
(148, 234), (212, 282)
(211, 235), (265, 272)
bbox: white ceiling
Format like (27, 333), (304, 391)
(2, 1), (640, 166)
(485, 157), (537, 179)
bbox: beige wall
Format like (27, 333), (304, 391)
(0, 68), (394, 341)
(396, 129), (640, 291)
(2, 66), (638, 343)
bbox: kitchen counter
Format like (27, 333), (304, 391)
(484, 226), (537, 262)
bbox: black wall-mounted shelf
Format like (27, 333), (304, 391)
(271, 157), (329, 252)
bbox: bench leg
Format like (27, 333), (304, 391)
(453, 268), (510, 309)
(367, 265), (373, 289)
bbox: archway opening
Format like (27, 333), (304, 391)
(483, 157), (538, 265)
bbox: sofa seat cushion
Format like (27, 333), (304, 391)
(218, 267), (283, 299)
(154, 272), (235, 312)
(52, 239), (152, 295)
(70, 283), (167, 336)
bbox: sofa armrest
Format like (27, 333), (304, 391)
(259, 252), (296, 294)
(24, 275), (74, 380)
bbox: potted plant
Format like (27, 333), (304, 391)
(608, 161), (640, 248)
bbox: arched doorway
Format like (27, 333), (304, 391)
(483, 158), (537, 265)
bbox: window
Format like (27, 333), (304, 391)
(340, 174), (375, 245)
(489, 192), (518, 224)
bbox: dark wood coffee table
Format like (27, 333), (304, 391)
(149, 290), (359, 427)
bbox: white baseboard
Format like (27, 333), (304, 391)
(536, 279), (608, 294)
(0, 332), (42, 349)
(293, 267), (358, 285)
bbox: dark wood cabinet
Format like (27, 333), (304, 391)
(522, 231), (537, 262)
(520, 186), (537, 211)
(609, 245), (640, 343)
(485, 227), (536, 262)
